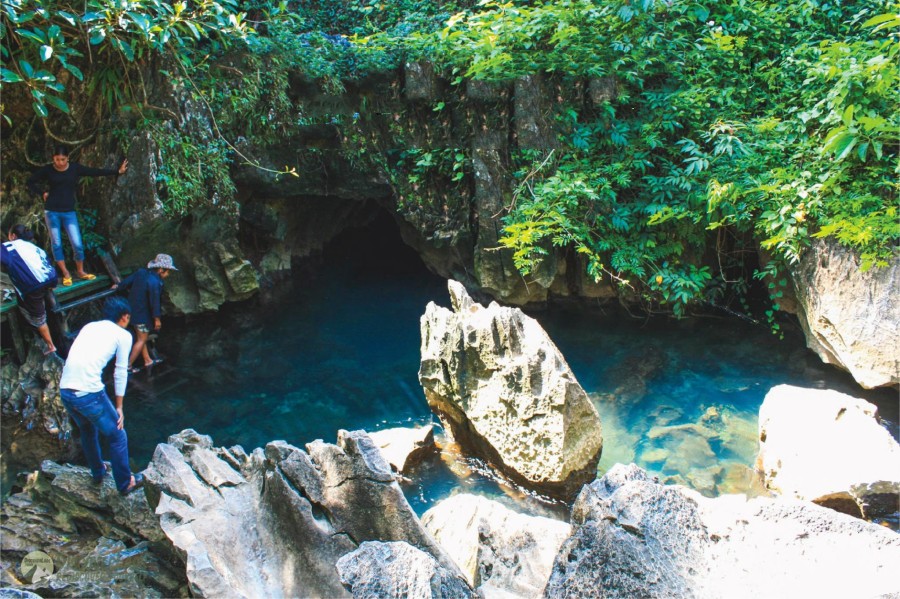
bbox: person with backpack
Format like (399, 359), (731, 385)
(1, 224), (59, 355)
(26, 144), (128, 286)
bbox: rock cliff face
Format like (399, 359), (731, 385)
(419, 280), (603, 500)
(783, 238), (899, 388)
(545, 464), (900, 598)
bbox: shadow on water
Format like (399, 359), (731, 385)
(10, 210), (896, 518)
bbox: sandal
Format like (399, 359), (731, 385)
(76, 273), (96, 281)
(144, 358), (164, 368)
(120, 473), (145, 496)
(128, 365), (142, 374)
(62, 277), (73, 286)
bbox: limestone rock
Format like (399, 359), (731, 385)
(756, 384), (900, 520)
(418, 280), (603, 500)
(545, 464), (900, 598)
(0, 462), (185, 597)
(422, 493), (571, 597)
(144, 428), (465, 598)
(0, 342), (75, 467)
(368, 425), (437, 474)
(336, 541), (475, 599)
(785, 237), (900, 388)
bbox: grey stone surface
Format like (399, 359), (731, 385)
(145, 428), (465, 598)
(785, 237), (900, 388)
(337, 541), (475, 599)
(419, 280), (603, 500)
(422, 493), (571, 598)
(545, 464), (900, 598)
(0, 461), (185, 597)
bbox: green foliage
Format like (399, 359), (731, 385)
(1, 0), (252, 119)
(153, 126), (237, 216)
(421, 0), (898, 316)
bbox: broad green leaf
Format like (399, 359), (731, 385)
(1, 68), (23, 83)
(40, 44), (52, 61)
(63, 62), (84, 81)
(841, 104), (854, 127)
(44, 94), (70, 114)
(32, 100), (48, 117)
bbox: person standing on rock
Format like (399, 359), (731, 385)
(59, 296), (144, 496)
(26, 145), (128, 286)
(0, 224), (59, 355)
(112, 253), (177, 373)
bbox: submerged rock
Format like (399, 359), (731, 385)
(422, 493), (571, 598)
(418, 280), (603, 500)
(545, 464), (900, 598)
(144, 428), (468, 598)
(756, 384), (900, 520)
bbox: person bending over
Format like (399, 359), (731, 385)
(113, 253), (177, 372)
(59, 296), (143, 495)
(1, 224), (58, 355)
(27, 144), (128, 286)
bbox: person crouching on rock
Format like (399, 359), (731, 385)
(112, 253), (177, 373)
(59, 296), (144, 496)
(0, 224), (59, 355)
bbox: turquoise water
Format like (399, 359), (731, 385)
(119, 215), (896, 517)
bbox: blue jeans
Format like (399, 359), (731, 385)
(44, 210), (84, 262)
(60, 388), (132, 492)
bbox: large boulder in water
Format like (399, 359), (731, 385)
(782, 237), (899, 388)
(544, 464), (900, 598)
(418, 280), (603, 500)
(756, 384), (900, 520)
(422, 493), (571, 598)
(143, 428), (468, 598)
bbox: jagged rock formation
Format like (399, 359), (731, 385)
(544, 464), (900, 598)
(143, 428), (469, 598)
(336, 541), (476, 599)
(0, 461), (185, 597)
(0, 343), (77, 470)
(756, 384), (900, 520)
(783, 237), (900, 388)
(422, 493), (571, 598)
(419, 280), (603, 500)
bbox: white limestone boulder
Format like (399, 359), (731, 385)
(418, 280), (603, 500)
(784, 237), (899, 388)
(545, 464), (900, 598)
(756, 384), (900, 519)
(422, 493), (571, 598)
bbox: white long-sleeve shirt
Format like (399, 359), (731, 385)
(60, 320), (133, 397)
